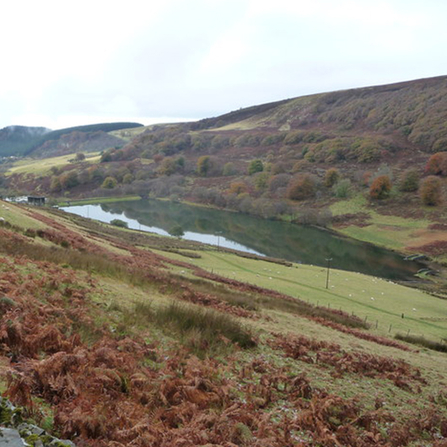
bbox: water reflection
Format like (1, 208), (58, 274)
(62, 199), (423, 280)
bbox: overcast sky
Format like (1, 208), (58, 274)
(2, 0), (447, 130)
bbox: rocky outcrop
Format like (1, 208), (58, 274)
(0, 397), (75, 447)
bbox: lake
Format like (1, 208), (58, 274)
(61, 199), (424, 280)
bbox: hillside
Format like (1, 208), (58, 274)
(0, 200), (446, 446)
(3, 76), (447, 264)
(27, 122), (144, 158)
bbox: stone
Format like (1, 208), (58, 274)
(0, 427), (26, 446)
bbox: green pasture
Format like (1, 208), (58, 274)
(57, 195), (141, 207)
(0, 201), (46, 229)
(6, 152), (101, 176)
(156, 248), (447, 341)
(330, 195), (431, 251)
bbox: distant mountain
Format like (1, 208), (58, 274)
(0, 122), (144, 158)
(0, 126), (51, 157)
(27, 122), (145, 158)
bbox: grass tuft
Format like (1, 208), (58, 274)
(154, 301), (256, 351)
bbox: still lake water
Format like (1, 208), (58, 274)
(61, 199), (423, 280)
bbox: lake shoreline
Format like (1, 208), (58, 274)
(60, 197), (427, 281)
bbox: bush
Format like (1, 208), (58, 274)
(333, 179), (352, 198)
(425, 152), (447, 176)
(168, 225), (184, 237)
(398, 168), (419, 192)
(197, 156), (211, 177)
(248, 159), (264, 175)
(420, 176), (443, 206)
(324, 168), (340, 187)
(395, 333), (447, 353)
(228, 181), (249, 195)
(369, 175), (392, 200)
(110, 219), (128, 228)
(222, 162), (236, 176)
(101, 176), (118, 189)
(287, 174), (316, 201)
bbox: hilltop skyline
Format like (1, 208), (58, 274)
(2, 0), (447, 130)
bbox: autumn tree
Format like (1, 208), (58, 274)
(228, 181), (249, 195)
(369, 175), (392, 200)
(420, 176), (443, 206)
(286, 174), (316, 201)
(157, 157), (177, 176)
(59, 171), (79, 190)
(425, 152), (447, 176)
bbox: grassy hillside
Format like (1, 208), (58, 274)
(0, 200), (446, 446)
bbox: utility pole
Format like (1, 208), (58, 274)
(325, 258), (333, 289)
(216, 231), (222, 251)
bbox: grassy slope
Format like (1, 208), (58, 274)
(1, 206), (447, 444)
(330, 194), (433, 251)
(5, 152), (101, 176)
(155, 249), (447, 340)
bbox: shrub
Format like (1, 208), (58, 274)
(122, 173), (134, 184)
(228, 181), (249, 195)
(101, 176), (118, 189)
(248, 159), (264, 175)
(369, 175), (392, 200)
(398, 168), (419, 192)
(425, 152), (447, 176)
(324, 168), (340, 187)
(110, 219), (128, 228)
(420, 176), (443, 206)
(253, 172), (269, 191)
(222, 162), (236, 176)
(333, 179), (352, 198)
(197, 156), (211, 177)
(284, 130), (305, 145)
(395, 333), (447, 353)
(287, 174), (316, 201)
(168, 225), (184, 237)
(268, 174), (291, 194)
(261, 133), (285, 146)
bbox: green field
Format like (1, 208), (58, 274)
(330, 194), (433, 250)
(156, 248), (447, 341)
(6, 152), (101, 176)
